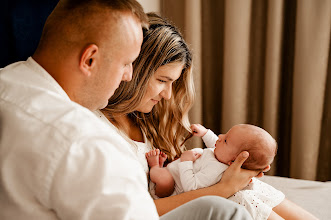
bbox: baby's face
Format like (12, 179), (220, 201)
(214, 125), (246, 164)
(214, 127), (243, 165)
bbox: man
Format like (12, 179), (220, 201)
(0, 0), (158, 219)
(0, 0), (254, 219)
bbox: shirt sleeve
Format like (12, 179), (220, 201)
(177, 152), (227, 192)
(202, 129), (219, 148)
(49, 137), (158, 220)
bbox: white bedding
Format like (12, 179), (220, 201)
(260, 175), (331, 220)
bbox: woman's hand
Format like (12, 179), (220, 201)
(256, 165), (271, 178)
(218, 151), (261, 196)
(227, 161), (271, 178)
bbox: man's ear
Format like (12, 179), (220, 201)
(79, 44), (98, 77)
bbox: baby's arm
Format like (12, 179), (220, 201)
(191, 124), (218, 148)
(180, 150), (201, 162)
(190, 124), (208, 137)
(178, 149), (227, 192)
(202, 130), (219, 148)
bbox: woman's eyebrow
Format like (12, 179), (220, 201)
(160, 75), (174, 81)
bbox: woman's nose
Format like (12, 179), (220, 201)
(160, 85), (172, 100)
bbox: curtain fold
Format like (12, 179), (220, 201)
(222, 0), (252, 130)
(161, 0), (331, 181)
(184, 0), (203, 148)
(290, 0), (331, 180)
(262, 0), (283, 175)
(317, 46), (331, 181)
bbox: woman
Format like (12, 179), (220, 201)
(98, 12), (263, 217)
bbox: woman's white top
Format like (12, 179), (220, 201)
(0, 57), (158, 220)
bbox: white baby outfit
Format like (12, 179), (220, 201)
(156, 130), (285, 220)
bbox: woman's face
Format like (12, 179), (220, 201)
(135, 62), (184, 113)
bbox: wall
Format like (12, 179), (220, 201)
(137, 0), (160, 13)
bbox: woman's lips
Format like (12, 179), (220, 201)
(151, 99), (159, 104)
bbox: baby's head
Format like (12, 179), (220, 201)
(214, 124), (277, 171)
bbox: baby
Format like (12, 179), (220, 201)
(195, 123), (277, 171)
(146, 124), (317, 220)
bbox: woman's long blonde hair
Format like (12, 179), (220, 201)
(102, 12), (195, 161)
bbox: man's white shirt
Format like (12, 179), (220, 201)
(0, 57), (158, 220)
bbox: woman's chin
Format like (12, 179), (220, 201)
(136, 106), (154, 114)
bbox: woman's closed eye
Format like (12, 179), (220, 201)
(158, 79), (167, 83)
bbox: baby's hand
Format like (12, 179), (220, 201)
(180, 150), (201, 162)
(190, 124), (208, 137)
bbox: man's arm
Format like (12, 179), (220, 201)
(50, 139), (158, 219)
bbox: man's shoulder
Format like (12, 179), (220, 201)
(1, 71), (122, 148)
(0, 59), (112, 140)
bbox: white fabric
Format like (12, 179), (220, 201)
(201, 130), (285, 220)
(167, 148), (227, 194)
(150, 130), (284, 219)
(202, 129), (219, 148)
(94, 112), (164, 201)
(260, 175), (331, 220)
(0, 58), (158, 220)
(94, 110), (154, 175)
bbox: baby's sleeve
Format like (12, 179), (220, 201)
(202, 129), (219, 148)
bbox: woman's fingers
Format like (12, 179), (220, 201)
(229, 151), (261, 180)
(256, 172), (264, 178)
(263, 165), (271, 172)
(256, 165), (271, 178)
(232, 151), (249, 169)
(220, 151), (266, 195)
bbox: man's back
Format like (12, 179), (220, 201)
(0, 58), (158, 219)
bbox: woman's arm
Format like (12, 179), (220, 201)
(154, 151), (260, 216)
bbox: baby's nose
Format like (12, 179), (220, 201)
(217, 134), (225, 142)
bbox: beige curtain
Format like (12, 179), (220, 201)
(161, 0), (331, 181)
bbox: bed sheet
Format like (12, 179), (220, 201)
(260, 175), (331, 220)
